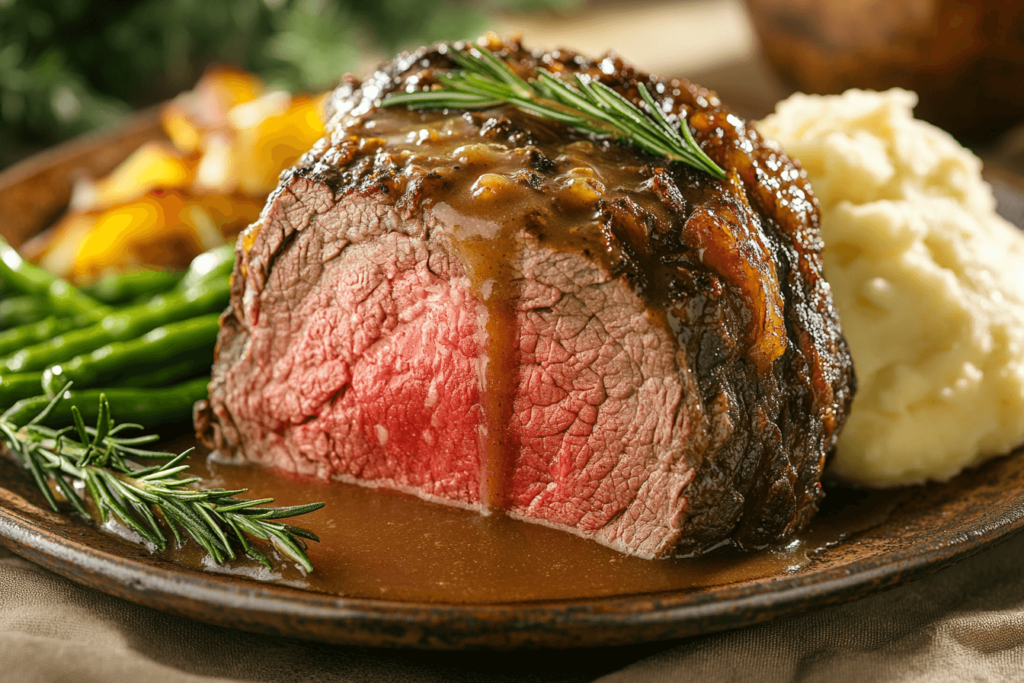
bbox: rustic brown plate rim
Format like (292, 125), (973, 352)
(0, 464), (1021, 649)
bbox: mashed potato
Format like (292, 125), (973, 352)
(758, 89), (1024, 486)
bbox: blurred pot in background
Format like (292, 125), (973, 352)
(744, 0), (1024, 142)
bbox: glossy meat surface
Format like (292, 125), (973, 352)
(198, 37), (855, 557)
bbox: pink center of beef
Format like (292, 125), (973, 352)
(217, 177), (697, 557)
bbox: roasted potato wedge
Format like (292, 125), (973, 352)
(162, 66), (265, 154)
(36, 66), (326, 281)
(70, 141), (197, 213)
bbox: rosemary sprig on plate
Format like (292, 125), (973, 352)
(0, 386), (324, 572)
(382, 44), (726, 179)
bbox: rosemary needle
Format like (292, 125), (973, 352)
(0, 385), (324, 572)
(382, 44), (726, 179)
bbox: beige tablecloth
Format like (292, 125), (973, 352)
(2, 531), (1024, 683)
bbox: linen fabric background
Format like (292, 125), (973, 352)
(1, 531), (1024, 683)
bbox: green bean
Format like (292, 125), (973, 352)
(0, 371), (43, 408)
(0, 316), (91, 357)
(0, 240), (53, 294)
(86, 269), (184, 305)
(41, 314), (221, 396)
(0, 277), (230, 374)
(177, 243), (236, 292)
(77, 243), (235, 308)
(0, 296), (49, 328)
(1, 377), (209, 429)
(114, 351), (214, 388)
(0, 237), (109, 318)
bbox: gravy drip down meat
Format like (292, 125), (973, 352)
(196, 37), (855, 559)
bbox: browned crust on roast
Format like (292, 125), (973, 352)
(201, 36), (855, 555)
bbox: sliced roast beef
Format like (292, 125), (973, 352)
(196, 37), (855, 559)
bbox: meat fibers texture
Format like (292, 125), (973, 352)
(196, 37), (855, 559)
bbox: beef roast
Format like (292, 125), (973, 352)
(196, 37), (855, 559)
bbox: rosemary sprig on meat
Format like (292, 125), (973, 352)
(382, 44), (726, 179)
(0, 386), (324, 572)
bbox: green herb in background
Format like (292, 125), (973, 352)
(0, 0), (578, 167)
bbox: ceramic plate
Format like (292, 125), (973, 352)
(1, 117), (1023, 650)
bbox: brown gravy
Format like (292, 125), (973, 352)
(154, 446), (906, 604)
(193, 40), (853, 576)
(356, 108), (726, 518)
